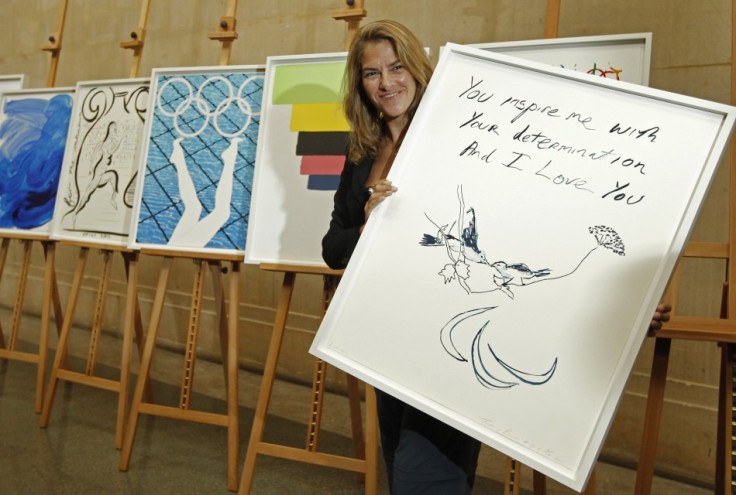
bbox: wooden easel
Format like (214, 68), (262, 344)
(38, 0), (153, 449)
(207, 0), (239, 66)
(237, 265), (378, 495)
(119, 0), (151, 79)
(118, 250), (242, 491)
(39, 0), (67, 88)
(634, 2), (736, 493)
(0, 235), (64, 413)
(38, 245), (147, 448)
(238, 4), (378, 494)
(118, 3), (245, 490)
(0, 0), (70, 414)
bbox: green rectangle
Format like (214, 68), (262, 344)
(272, 62), (346, 104)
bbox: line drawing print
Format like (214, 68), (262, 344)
(0, 92), (73, 231)
(58, 83), (148, 238)
(134, 71), (263, 252)
(73, 121), (123, 216)
(421, 185), (626, 389)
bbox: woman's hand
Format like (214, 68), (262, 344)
(648, 302), (672, 335)
(364, 179), (398, 223)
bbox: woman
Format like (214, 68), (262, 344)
(322, 19), (483, 494)
(322, 19), (671, 493)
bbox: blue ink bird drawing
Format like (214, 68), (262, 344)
(421, 185), (626, 389)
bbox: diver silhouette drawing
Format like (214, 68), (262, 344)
(168, 137), (241, 247)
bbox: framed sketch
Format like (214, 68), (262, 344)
(310, 43), (736, 491)
(0, 87), (75, 238)
(128, 66), (264, 256)
(468, 32), (652, 86)
(50, 78), (149, 246)
(0, 74), (25, 93)
(244, 52), (349, 266)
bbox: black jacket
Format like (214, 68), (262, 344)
(321, 155), (373, 269)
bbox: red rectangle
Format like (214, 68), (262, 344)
(300, 155), (345, 175)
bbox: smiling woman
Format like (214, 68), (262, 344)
(359, 40), (417, 133)
(321, 20), (484, 494)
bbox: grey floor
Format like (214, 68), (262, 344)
(0, 312), (716, 494)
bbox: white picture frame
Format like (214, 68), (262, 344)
(310, 43), (735, 491)
(244, 51), (349, 267)
(50, 78), (149, 246)
(0, 74), (25, 93)
(0, 86), (75, 238)
(467, 32), (652, 86)
(128, 65), (265, 256)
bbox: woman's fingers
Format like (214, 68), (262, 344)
(365, 180), (398, 220)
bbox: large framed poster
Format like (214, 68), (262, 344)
(0, 87), (75, 238)
(50, 78), (149, 246)
(469, 32), (652, 86)
(244, 52), (349, 266)
(128, 66), (264, 256)
(310, 43), (736, 491)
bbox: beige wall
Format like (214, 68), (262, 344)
(0, 0), (730, 487)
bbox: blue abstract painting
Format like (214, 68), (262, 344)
(132, 68), (264, 254)
(0, 90), (73, 234)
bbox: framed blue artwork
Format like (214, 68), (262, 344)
(0, 87), (75, 238)
(129, 66), (264, 256)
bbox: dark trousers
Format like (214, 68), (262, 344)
(375, 389), (482, 494)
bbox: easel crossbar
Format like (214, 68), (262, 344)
(0, 349), (39, 363)
(256, 442), (368, 472)
(137, 402), (231, 427)
(55, 369), (120, 392)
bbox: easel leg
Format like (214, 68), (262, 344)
(9, 241), (32, 353)
(715, 342), (734, 495)
(533, 470), (546, 495)
(122, 251), (152, 403)
(117, 251), (140, 450)
(119, 256), (173, 471)
(634, 337), (672, 495)
(238, 270), (296, 495)
(226, 261), (240, 491)
(44, 241), (65, 340)
(36, 241), (59, 413)
(364, 384), (378, 495)
(178, 260), (206, 410)
(504, 458), (521, 495)
(85, 250), (113, 376)
(346, 374), (366, 479)
(210, 261), (230, 387)
(306, 358), (328, 452)
(0, 238), (10, 351)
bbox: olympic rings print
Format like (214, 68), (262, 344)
(156, 74), (264, 139)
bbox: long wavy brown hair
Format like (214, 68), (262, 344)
(343, 20), (433, 163)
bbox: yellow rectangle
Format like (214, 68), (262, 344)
(290, 102), (349, 132)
